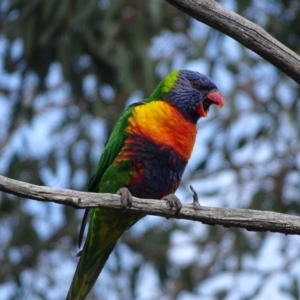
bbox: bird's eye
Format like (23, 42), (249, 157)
(190, 80), (199, 89)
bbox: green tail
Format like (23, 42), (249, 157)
(66, 243), (115, 300)
(66, 208), (143, 300)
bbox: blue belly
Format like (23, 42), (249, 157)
(126, 135), (188, 199)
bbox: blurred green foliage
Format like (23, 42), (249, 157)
(0, 0), (300, 299)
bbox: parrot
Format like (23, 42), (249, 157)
(66, 70), (224, 299)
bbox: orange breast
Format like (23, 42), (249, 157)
(126, 101), (197, 161)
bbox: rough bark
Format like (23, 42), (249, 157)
(166, 0), (300, 84)
(1, 175), (300, 235)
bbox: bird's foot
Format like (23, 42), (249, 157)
(117, 187), (133, 212)
(162, 194), (182, 215)
(190, 185), (201, 208)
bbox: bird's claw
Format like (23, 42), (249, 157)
(162, 194), (182, 215)
(190, 185), (201, 208)
(117, 187), (133, 212)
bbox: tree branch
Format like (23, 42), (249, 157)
(1, 175), (300, 235)
(166, 0), (300, 85)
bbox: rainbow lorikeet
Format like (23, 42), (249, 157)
(66, 70), (224, 299)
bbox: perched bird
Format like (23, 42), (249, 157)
(66, 70), (224, 299)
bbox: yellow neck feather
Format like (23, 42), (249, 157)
(126, 101), (197, 161)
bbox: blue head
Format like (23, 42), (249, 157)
(153, 70), (224, 123)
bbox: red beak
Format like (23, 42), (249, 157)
(197, 91), (225, 117)
(207, 91), (225, 109)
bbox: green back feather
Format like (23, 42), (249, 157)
(88, 103), (140, 193)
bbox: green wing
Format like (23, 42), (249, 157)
(89, 102), (144, 192)
(78, 103), (142, 248)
